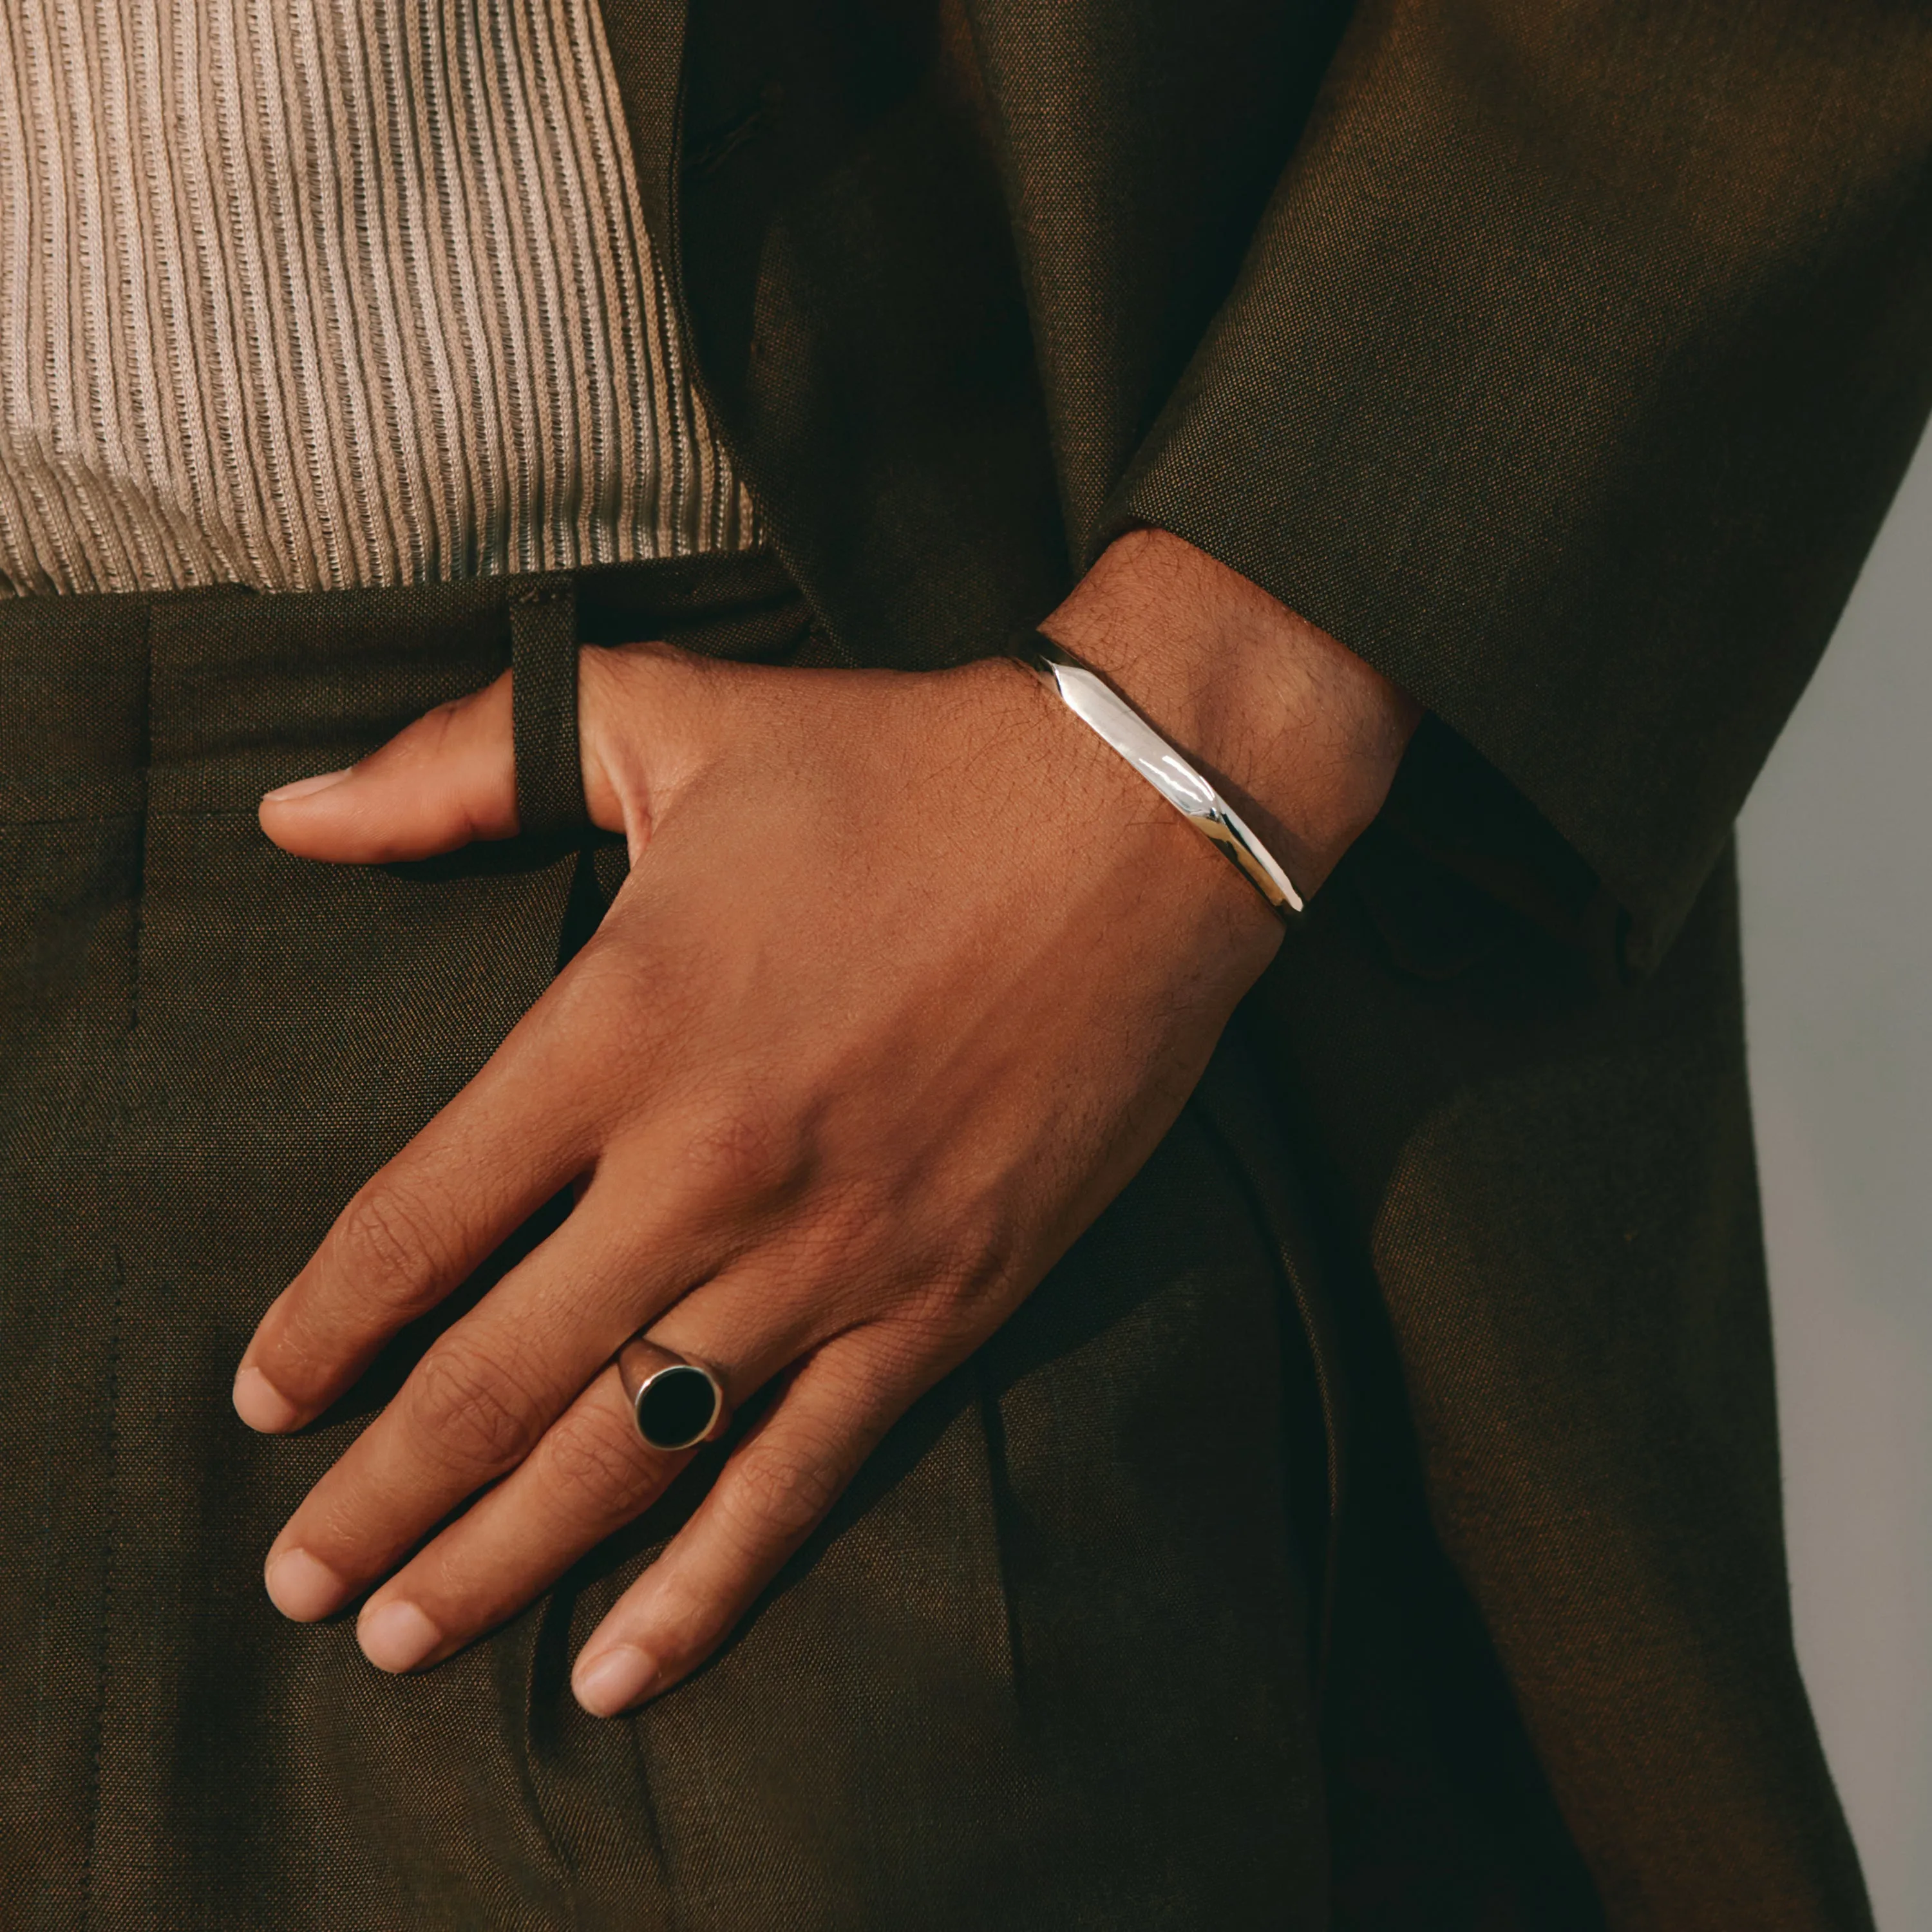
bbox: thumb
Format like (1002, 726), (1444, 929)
(260, 669), (519, 863)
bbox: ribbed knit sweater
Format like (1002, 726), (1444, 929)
(0, 0), (757, 596)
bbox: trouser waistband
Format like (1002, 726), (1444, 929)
(0, 550), (811, 835)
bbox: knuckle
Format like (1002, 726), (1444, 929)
(539, 1405), (655, 1518)
(791, 1177), (880, 1266)
(783, 1180), (909, 1305)
(541, 945), (668, 1088)
(896, 1273), (989, 1350)
(891, 1232), (1013, 1345)
(407, 1338), (547, 1473)
(678, 1100), (803, 1208)
(723, 1437), (845, 1548)
(330, 1184), (459, 1315)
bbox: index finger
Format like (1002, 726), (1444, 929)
(231, 983), (615, 1432)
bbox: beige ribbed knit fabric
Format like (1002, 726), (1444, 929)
(0, 1), (759, 597)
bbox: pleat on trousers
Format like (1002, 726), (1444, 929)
(0, 555), (1337, 1930)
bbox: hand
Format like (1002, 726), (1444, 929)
(235, 531), (1414, 1716)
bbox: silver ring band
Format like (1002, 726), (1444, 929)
(616, 1337), (728, 1452)
(1016, 631), (1304, 920)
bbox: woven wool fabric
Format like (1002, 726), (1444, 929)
(1, 0), (1920, 1918)
(0, 562), (1339, 1927)
(0, 0), (759, 597)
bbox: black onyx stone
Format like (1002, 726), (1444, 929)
(636, 1365), (720, 1450)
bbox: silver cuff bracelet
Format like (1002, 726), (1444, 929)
(1016, 632), (1304, 920)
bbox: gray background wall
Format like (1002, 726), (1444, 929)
(1741, 426), (1932, 1929)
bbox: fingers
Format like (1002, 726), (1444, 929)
(260, 669), (518, 862)
(352, 1365), (686, 1674)
(238, 869), (751, 1434)
(231, 947), (673, 1435)
(258, 644), (697, 865)
(244, 645), (720, 1434)
(569, 1335), (905, 1716)
(350, 1286), (795, 1673)
(254, 1163), (744, 1623)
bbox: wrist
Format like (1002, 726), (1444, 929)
(1037, 529), (1419, 896)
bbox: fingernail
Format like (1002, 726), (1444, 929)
(232, 1365), (303, 1433)
(359, 1599), (442, 1674)
(261, 768), (352, 804)
(264, 1546), (348, 1622)
(573, 1644), (656, 1717)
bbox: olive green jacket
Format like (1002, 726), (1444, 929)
(595, 3), (1932, 1924)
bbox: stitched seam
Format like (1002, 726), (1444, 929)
(77, 1255), (125, 1932)
(81, 601), (149, 1927)
(0, 811), (146, 828)
(0, 808), (328, 827)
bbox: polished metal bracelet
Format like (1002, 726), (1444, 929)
(1015, 631), (1303, 920)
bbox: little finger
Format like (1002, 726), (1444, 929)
(570, 1333), (913, 1716)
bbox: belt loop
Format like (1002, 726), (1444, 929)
(509, 581), (587, 840)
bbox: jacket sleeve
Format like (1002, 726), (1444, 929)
(1110, 1), (1932, 966)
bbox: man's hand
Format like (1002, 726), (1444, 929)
(234, 530), (1415, 1716)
